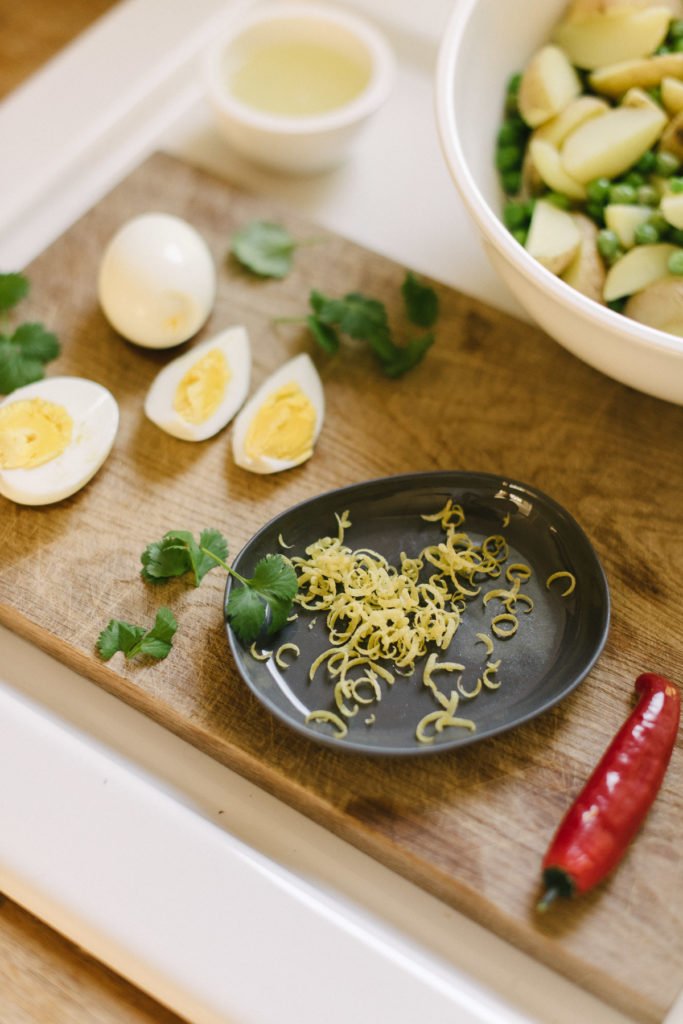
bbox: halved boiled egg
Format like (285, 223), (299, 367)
(144, 326), (251, 441)
(98, 213), (216, 349)
(0, 377), (119, 506)
(232, 353), (324, 474)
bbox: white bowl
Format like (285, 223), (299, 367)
(203, 2), (395, 175)
(435, 0), (683, 405)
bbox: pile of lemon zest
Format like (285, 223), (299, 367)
(416, 693), (476, 743)
(305, 709), (348, 738)
(483, 579), (521, 607)
(278, 533), (294, 550)
(546, 570), (576, 597)
(474, 632), (494, 655)
(275, 642), (300, 669)
(334, 680), (359, 718)
(506, 563), (531, 583)
(249, 643), (272, 661)
(458, 676), (483, 699)
(351, 675), (382, 704)
(514, 593), (534, 613)
(420, 499), (465, 528)
(491, 613), (518, 638)
(482, 659), (502, 690)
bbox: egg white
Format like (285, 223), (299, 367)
(98, 213), (216, 349)
(144, 326), (251, 441)
(232, 353), (324, 473)
(0, 377), (119, 506)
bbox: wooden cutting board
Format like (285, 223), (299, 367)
(2, 152), (683, 1023)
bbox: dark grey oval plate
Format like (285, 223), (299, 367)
(225, 471), (610, 756)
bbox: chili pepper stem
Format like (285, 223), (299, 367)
(536, 886), (561, 913)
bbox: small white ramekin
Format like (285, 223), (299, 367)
(202, 2), (395, 175)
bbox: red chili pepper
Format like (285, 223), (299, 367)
(538, 672), (680, 911)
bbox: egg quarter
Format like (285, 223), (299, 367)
(0, 377), (119, 506)
(232, 353), (324, 474)
(144, 326), (251, 441)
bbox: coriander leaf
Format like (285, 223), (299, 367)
(196, 528), (230, 582)
(0, 273), (29, 313)
(401, 271), (439, 328)
(250, 554), (299, 603)
(97, 607), (177, 661)
(231, 221), (296, 278)
(306, 314), (339, 354)
(11, 322), (60, 362)
(0, 337), (45, 394)
(97, 619), (146, 660)
(312, 290), (389, 341)
(226, 585), (267, 644)
(141, 533), (195, 583)
(379, 332), (435, 378)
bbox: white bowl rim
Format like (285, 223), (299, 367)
(203, 1), (396, 136)
(435, 0), (683, 361)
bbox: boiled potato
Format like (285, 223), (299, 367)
(661, 76), (683, 114)
(624, 275), (683, 331)
(518, 46), (582, 127)
(603, 242), (677, 300)
(622, 86), (665, 111)
(589, 53), (683, 97)
(553, 7), (670, 70)
(659, 109), (683, 160)
(561, 105), (666, 182)
(661, 192), (683, 227)
(525, 199), (581, 274)
(561, 214), (606, 302)
(566, 0), (682, 18)
(528, 138), (586, 198)
(604, 204), (654, 247)
(533, 95), (609, 145)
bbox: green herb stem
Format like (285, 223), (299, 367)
(199, 545), (249, 587)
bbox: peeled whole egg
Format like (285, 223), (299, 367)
(0, 377), (119, 506)
(232, 353), (324, 473)
(98, 213), (216, 349)
(144, 326), (251, 441)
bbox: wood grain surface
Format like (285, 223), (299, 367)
(2, 151), (683, 1024)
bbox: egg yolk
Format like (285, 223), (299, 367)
(173, 348), (230, 424)
(245, 382), (316, 463)
(0, 398), (73, 469)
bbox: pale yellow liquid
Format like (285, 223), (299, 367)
(230, 41), (371, 117)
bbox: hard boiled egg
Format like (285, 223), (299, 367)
(0, 377), (119, 506)
(144, 326), (251, 441)
(232, 353), (324, 473)
(98, 213), (216, 349)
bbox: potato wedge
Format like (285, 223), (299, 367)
(520, 148), (544, 198)
(624, 274), (683, 332)
(533, 95), (609, 146)
(518, 46), (582, 128)
(661, 192), (683, 227)
(622, 86), (665, 112)
(561, 105), (666, 182)
(561, 214), (606, 302)
(566, 0), (682, 18)
(553, 7), (670, 70)
(661, 76), (683, 115)
(525, 199), (581, 275)
(528, 138), (586, 199)
(604, 204), (654, 247)
(659, 110), (683, 161)
(589, 53), (683, 97)
(603, 242), (677, 300)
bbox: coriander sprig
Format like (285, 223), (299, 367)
(0, 272), (60, 394)
(97, 607), (177, 662)
(276, 272), (439, 378)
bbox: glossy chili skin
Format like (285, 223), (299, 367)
(540, 673), (680, 905)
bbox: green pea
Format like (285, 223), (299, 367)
(544, 191), (571, 210)
(656, 150), (680, 176)
(511, 227), (528, 246)
(501, 169), (522, 195)
(503, 200), (530, 229)
(668, 250), (683, 274)
(648, 211), (669, 236)
(597, 229), (621, 260)
(607, 298), (626, 313)
(634, 150), (657, 174)
(670, 176), (683, 193)
(496, 144), (523, 172)
(609, 182), (637, 204)
(637, 184), (660, 206)
(506, 72), (522, 96)
(655, 43), (671, 55)
(586, 177), (611, 204)
(623, 171), (645, 189)
(668, 227), (683, 246)
(634, 222), (660, 245)
(497, 116), (527, 146)
(647, 86), (663, 106)
(669, 18), (683, 38)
